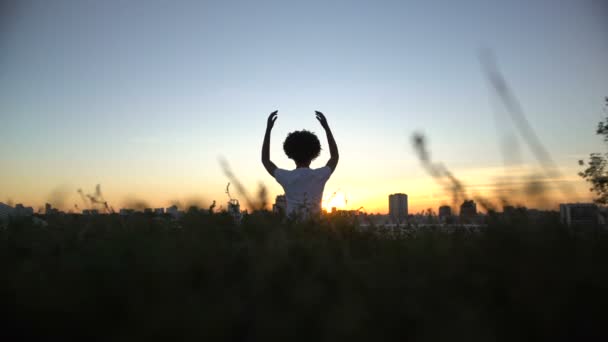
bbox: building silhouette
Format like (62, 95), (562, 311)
(119, 209), (134, 216)
(501, 205), (529, 222)
(560, 203), (599, 227)
(459, 200), (477, 222)
(82, 209), (99, 215)
(45, 203), (59, 215)
(166, 205), (180, 218)
(15, 204), (34, 216)
(0, 202), (14, 221)
(503, 205), (516, 215)
(438, 205), (452, 223)
(389, 193), (408, 223)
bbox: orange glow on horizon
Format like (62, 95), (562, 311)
(322, 191), (347, 211)
(0, 163), (594, 215)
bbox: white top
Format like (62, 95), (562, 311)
(273, 166), (333, 217)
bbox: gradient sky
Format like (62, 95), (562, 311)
(1, 0), (607, 213)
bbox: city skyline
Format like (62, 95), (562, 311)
(0, 192), (586, 217)
(2, 2), (607, 339)
(1, 0), (607, 213)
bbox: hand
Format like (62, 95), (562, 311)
(315, 111), (329, 130)
(267, 110), (278, 130)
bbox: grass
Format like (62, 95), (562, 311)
(1, 212), (607, 341)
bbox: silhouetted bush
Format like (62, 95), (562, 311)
(1, 213), (607, 341)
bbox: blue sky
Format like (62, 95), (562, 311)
(1, 0), (607, 212)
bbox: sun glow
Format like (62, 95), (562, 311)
(323, 191), (347, 211)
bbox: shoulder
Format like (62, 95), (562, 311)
(273, 168), (292, 183)
(314, 166), (333, 179)
(274, 168), (290, 177)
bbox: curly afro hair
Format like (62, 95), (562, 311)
(283, 130), (321, 164)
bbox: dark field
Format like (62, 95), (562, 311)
(1, 212), (607, 341)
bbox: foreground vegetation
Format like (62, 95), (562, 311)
(1, 212), (607, 341)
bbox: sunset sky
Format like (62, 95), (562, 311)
(1, 0), (607, 214)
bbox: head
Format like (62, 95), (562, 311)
(283, 130), (321, 167)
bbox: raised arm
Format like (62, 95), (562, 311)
(262, 110), (279, 176)
(315, 111), (339, 172)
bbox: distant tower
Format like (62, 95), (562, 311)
(44, 203), (59, 215)
(459, 200), (477, 222)
(165, 205), (180, 218)
(503, 205), (516, 216)
(560, 203), (599, 227)
(438, 205), (452, 222)
(389, 193), (408, 223)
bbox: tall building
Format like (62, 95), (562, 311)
(15, 204), (34, 216)
(459, 200), (477, 222)
(389, 193), (408, 223)
(166, 205), (180, 218)
(438, 205), (451, 218)
(119, 208), (134, 216)
(560, 203), (598, 226)
(45, 203), (59, 215)
(0, 202), (14, 221)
